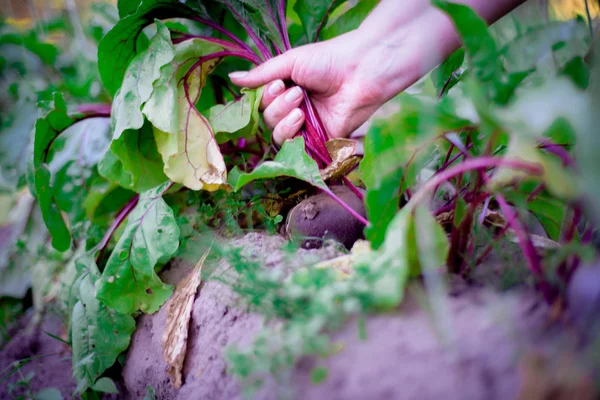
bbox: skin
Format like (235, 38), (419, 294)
(229, 0), (526, 145)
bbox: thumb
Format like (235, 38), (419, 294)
(229, 50), (298, 88)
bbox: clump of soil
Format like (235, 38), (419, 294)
(121, 233), (585, 400)
(2, 233), (596, 400)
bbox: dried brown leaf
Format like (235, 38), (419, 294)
(320, 139), (360, 181)
(162, 247), (211, 388)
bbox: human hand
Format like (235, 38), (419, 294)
(229, 30), (396, 145)
(229, 0), (524, 145)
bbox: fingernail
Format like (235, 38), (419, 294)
(285, 87), (303, 102)
(229, 71), (249, 79)
(286, 109), (303, 125)
(268, 80), (285, 96)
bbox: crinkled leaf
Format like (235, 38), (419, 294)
(295, 0), (344, 42)
(320, 138), (359, 181)
(98, 0), (195, 95)
(96, 181), (178, 314)
(99, 122), (168, 193)
(111, 20), (175, 139)
(360, 96), (472, 248)
(71, 253), (135, 393)
(321, 0), (378, 40)
(229, 137), (327, 191)
(209, 87), (264, 144)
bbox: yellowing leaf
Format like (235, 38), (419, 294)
(320, 139), (360, 181)
(162, 246), (210, 389)
(154, 60), (227, 191)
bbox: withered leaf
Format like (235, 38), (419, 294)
(162, 246), (211, 388)
(320, 138), (360, 181)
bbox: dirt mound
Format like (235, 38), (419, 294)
(122, 233), (554, 400)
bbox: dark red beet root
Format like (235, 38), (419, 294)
(284, 186), (366, 249)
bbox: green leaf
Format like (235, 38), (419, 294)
(0, 32), (59, 66)
(237, 0), (286, 50)
(111, 20), (175, 140)
(320, 0), (378, 40)
(229, 137), (327, 191)
(83, 181), (135, 221)
(98, 0), (195, 95)
(0, 101), (37, 191)
(96, 181), (178, 314)
(49, 119), (112, 226)
(71, 253), (135, 393)
(578, 41), (600, 219)
(433, 0), (500, 85)
(209, 87), (264, 143)
(31, 93), (110, 251)
(118, 0), (141, 18)
(360, 96), (472, 248)
(310, 366), (328, 384)
(489, 136), (578, 200)
(295, 0), (344, 42)
(91, 377), (119, 394)
(413, 205), (449, 274)
(143, 38), (225, 135)
(431, 49), (465, 97)
(502, 19), (589, 73)
(99, 123), (168, 193)
(560, 56), (590, 89)
(33, 388), (63, 400)
(368, 205), (448, 309)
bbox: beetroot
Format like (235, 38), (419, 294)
(284, 186), (366, 249)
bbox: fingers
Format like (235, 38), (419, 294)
(263, 86), (304, 129)
(229, 50), (297, 88)
(273, 109), (305, 145)
(261, 79), (286, 110)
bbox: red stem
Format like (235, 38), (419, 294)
(325, 189), (368, 225)
(96, 195), (139, 262)
(409, 157), (543, 206)
(192, 16), (257, 56)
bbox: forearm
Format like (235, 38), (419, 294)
(355, 0), (526, 103)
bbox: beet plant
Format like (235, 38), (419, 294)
(3, 0), (597, 396)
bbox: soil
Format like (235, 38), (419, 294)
(1, 232), (597, 400)
(0, 311), (75, 399)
